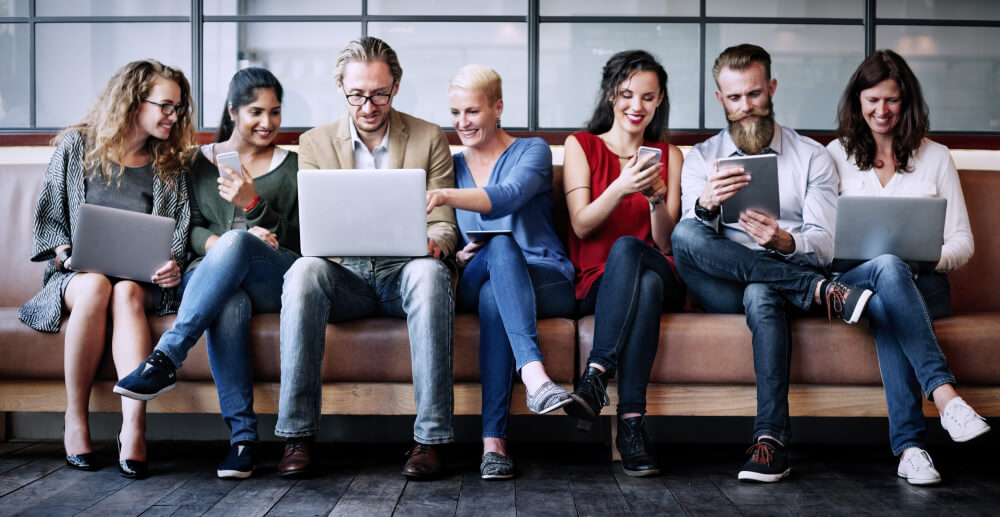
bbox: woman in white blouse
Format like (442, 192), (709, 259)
(827, 49), (989, 486)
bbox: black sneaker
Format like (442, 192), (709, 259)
(113, 350), (177, 400)
(563, 366), (610, 430)
(822, 280), (873, 325)
(217, 441), (257, 479)
(738, 437), (790, 482)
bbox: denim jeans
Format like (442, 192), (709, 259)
(837, 255), (956, 455)
(577, 236), (685, 415)
(671, 219), (827, 444)
(276, 255), (454, 444)
(455, 235), (575, 439)
(156, 230), (297, 444)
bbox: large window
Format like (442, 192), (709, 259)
(1, 0), (998, 134)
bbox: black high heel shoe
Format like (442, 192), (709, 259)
(63, 427), (98, 471)
(116, 433), (149, 479)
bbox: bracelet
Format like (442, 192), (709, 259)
(564, 185), (591, 197)
(648, 197), (664, 211)
(55, 247), (72, 270)
(243, 195), (260, 212)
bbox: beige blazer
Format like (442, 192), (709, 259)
(297, 109), (458, 256)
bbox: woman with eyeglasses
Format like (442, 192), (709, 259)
(426, 65), (576, 480)
(115, 68), (299, 480)
(561, 50), (685, 477)
(19, 59), (195, 479)
(827, 49), (989, 485)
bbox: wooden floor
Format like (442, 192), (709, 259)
(0, 439), (997, 516)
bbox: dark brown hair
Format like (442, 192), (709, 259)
(584, 49), (670, 142)
(835, 49), (929, 172)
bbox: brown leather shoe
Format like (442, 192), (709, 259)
(401, 443), (443, 479)
(277, 437), (313, 478)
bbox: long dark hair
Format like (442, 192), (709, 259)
(584, 50), (670, 142)
(215, 67), (284, 143)
(835, 49), (929, 172)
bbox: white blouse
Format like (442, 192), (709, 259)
(827, 138), (974, 272)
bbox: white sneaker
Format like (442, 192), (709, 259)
(897, 448), (941, 485)
(941, 397), (991, 442)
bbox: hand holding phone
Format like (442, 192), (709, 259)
(216, 151), (241, 181)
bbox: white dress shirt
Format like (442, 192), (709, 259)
(349, 119), (390, 170)
(827, 138), (974, 272)
(681, 124), (839, 267)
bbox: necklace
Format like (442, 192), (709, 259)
(599, 136), (637, 161)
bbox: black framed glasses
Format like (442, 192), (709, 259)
(142, 99), (186, 116)
(344, 82), (395, 106)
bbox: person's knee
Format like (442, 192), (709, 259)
(73, 273), (113, 303)
(742, 283), (782, 314)
(213, 229), (257, 257)
(670, 218), (701, 255)
(283, 257), (329, 291)
(607, 236), (645, 264)
(871, 254), (911, 286)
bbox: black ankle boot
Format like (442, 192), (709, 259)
(564, 366), (610, 427)
(616, 415), (660, 477)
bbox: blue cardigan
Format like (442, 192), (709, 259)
(453, 137), (574, 281)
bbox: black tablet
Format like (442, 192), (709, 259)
(718, 154), (780, 224)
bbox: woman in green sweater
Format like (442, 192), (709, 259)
(115, 68), (299, 479)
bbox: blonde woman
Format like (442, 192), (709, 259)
(20, 59), (194, 479)
(427, 65), (576, 479)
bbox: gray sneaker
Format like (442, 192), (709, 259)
(526, 381), (572, 414)
(480, 452), (514, 480)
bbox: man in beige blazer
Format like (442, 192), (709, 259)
(275, 36), (458, 480)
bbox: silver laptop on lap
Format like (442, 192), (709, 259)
(831, 196), (947, 273)
(70, 204), (175, 282)
(297, 168), (428, 257)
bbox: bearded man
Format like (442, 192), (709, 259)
(670, 44), (873, 483)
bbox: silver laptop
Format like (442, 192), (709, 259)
(831, 196), (946, 273)
(70, 204), (175, 282)
(298, 169), (428, 257)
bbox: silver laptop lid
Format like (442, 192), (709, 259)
(70, 204), (175, 282)
(833, 196), (946, 265)
(298, 169), (428, 257)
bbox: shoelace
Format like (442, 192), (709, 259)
(746, 441), (774, 466)
(824, 283), (848, 323)
(581, 374), (610, 408)
(946, 400), (983, 426)
(406, 443), (432, 457)
(906, 450), (935, 472)
(284, 440), (307, 456)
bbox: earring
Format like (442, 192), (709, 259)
(495, 117), (501, 129)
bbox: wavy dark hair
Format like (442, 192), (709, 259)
(584, 50), (670, 142)
(215, 67), (284, 142)
(835, 49), (929, 172)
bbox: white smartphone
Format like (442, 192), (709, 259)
(216, 151), (241, 181)
(637, 145), (662, 171)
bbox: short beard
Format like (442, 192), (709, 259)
(727, 103), (776, 155)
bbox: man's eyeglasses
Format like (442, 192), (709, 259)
(142, 99), (186, 116)
(344, 82), (395, 107)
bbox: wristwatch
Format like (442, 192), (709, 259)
(648, 196), (664, 212)
(694, 197), (719, 220)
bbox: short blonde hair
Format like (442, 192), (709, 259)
(448, 64), (503, 105)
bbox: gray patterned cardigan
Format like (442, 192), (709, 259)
(18, 131), (190, 333)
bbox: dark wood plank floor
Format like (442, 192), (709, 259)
(1, 438), (997, 516)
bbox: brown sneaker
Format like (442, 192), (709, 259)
(277, 437), (313, 478)
(401, 443), (443, 480)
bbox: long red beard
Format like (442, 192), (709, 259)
(727, 106), (776, 155)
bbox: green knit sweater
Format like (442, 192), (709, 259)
(185, 148), (300, 272)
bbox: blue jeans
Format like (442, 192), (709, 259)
(276, 256), (454, 444)
(577, 236), (685, 415)
(836, 255), (956, 455)
(455, 235), (575, 439)
(672, 219), (826, 444)
(156, 230), (297, 444)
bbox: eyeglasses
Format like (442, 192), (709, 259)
(142, 99), (186, 116)
(344, 82), (395, 107)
